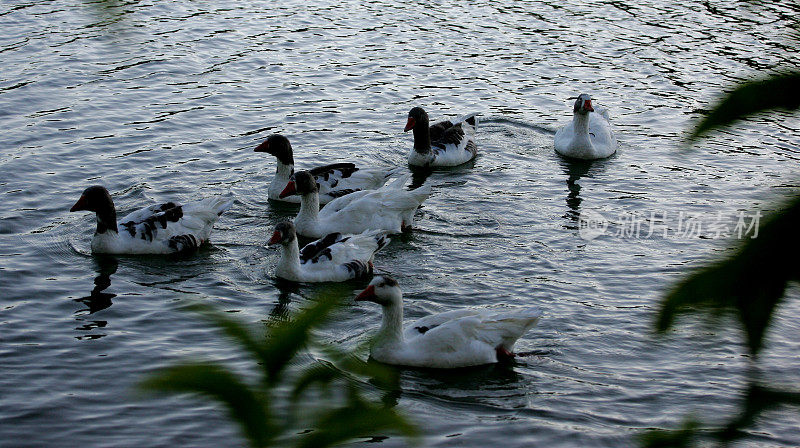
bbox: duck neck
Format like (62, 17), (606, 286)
(571, 112), (593, 148)
(295, 192), (320, 228)
(275, 239), (302, 280)
(374, 300), (404, 347)
(412, 123), (431, 154)
(95, 209), (118, 235)
(271, 162), (295, 197)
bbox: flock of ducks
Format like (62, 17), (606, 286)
(70, 97), (617, 368)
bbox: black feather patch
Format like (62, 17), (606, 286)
(429, 120), (454, 142)
(327, 188), (359, 198)
(168, 234), (199, 252)
(300, 232), (343, 263)
(433, 123), (465, 148)
(415, 326), (429, 334)
(343, 260), (372, 279)
(309, 163), (358, 180)
(121, 203), (184, 242)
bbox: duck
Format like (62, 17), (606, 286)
(404, 107), (478, 167)
(355, 276), (543, 368)
(268, 220), (389, 282)
(282, 170), (431, 239)
(70, 185), (234, 254)
(254, 134), (398, 204)
(554, 94), (617, 160)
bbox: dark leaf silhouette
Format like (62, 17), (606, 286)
(139, 363), (273, 447)
(689, 72), (800, 140)
(656, 196), (800, 356)
(140, 296), (416, 448)
(639, 418), (699, 448)
(718, 383), (800, 442)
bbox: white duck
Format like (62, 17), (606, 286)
(254, 134), (397, 204)
(404, 107), (479, 167)
(283, 170), (431, 239)
(554, 94), (617, 160)
(70, 185), (233, 254)
(355, 276), (543, 368)
(268, 220), (389, 282)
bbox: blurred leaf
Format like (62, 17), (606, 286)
(139, 363), (274, 447)
(656, 196), (800, 355)
(639, 418), (700, 448)
(317, 342), (400, 391)
(291, 362), (340, 400)
(261, 295), (340, 384)
(294, 393), (418, 448)
(689, 72), (800, 140)
(718, 383), (800, 442)
(185, 303), (271, 370)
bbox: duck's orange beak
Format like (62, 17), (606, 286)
(278, 181), (296, 198)
(70, 195), (88, 212)
(404, 117), (415, 132)
(355, 284), (376, 302)
(583, 100), (594, 112)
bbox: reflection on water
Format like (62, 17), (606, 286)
(3, 0), (800, 446)
(74, 255), (118, 340)
(74, 256), (118, 316)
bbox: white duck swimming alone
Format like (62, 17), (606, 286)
(355, 276), (543, 368)
(70, 185), (233, 254)
(554, 94), (617, 160)
(404, 107), (478, 167)
(268, 220), (389, 282)
(254, 134), (397, 204)
(283, 170), (431, 239)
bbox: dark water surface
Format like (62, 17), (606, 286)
(2, 1), (800, 446)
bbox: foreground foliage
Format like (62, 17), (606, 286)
(139, 297), (417, 448)
(643, 71), (800, 446)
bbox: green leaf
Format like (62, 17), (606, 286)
(656, 196), (800, 356)
(291, 362), (340, 400)
(718, 383), (800, 442)
(689, 72), (800, 140)
(261, 294), (341, 384)
(184, 303), (271, 371)
(139, 362), (274, 447)
(294, 395), (418, 448)
(639, 418), (700, 448)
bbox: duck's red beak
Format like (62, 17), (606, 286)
(278, 181), (296, 198)
(355, 285), (376, 302)
(583, 100), (594, 112)
(70, 195), (88, 212)
(254, 140), (269, 152)
(268, 230), (282, 245)
(403, 117), (415, 132)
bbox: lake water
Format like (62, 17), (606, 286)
(2, 1), (799, 446)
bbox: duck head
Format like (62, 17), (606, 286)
(572, 94), (594, 114)
(280, 170), (317, 198)
(355, 275), (402, 307)
(404, 107), (430, 132)
(70, 185), (118, 234)
(254, 134), (294, 166)
(268, 220), (297, 246)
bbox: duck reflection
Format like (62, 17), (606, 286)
(560, 158), (593, 222)
(269, 278), (299, 321)
(74, 255), (118, 315)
